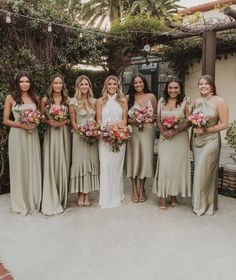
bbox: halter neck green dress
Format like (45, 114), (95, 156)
(192, 97), (221, 216)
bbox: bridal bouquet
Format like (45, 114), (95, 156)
(128, 106), (153, 131)
(161, 116), (179, 130)
(188, 112), (209, 128)
(45, 105), (69, 121)
(77, 119), (101, 144)
(100, 122), (133, 152)
(15, 108), (41, 125)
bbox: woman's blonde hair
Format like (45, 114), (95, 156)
(101, 75), (125, 106)
(74, 75), (95, 110)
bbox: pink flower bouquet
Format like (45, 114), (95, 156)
(15, 108), (41, 133)
(46, 105), (68, 121)
(77, 119), (101, 144)
(128, 106), (153, 131)
(161, 116), (179, 130)
(188, 112), (209, 128)
(100, 123), (133, 152)
(16, 108), (41, 125)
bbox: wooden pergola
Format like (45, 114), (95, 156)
(150, 6), (236, 80)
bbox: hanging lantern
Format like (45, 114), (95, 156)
(143, 44), (151, 52)
(47, 22), (52, 33)
(5, 13), (11, 24)
(103, 37), (107, 43)
(79, 32), (83, 38)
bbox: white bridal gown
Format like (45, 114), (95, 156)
(99, 94), (125, 208)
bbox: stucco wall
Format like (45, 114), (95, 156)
(185, 53), (236, 141)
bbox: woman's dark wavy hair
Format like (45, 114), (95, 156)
(198, 74), (217, 95)
(127, 73), (151, 109)
(163, 77), (185, 107)
(45, 74), (68, 106)
(12, 71), (39, 107)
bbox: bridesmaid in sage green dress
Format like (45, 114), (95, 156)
(3, 72), (42, 215)
(153, 78), (191, 210)
(41, 74), (71, 215)
(192, 75), (228, 216)
(126, 74), (157, 203)
(69, 75), (99, 207)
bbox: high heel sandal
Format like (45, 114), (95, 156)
(139, 189), (146, 203)
(84, 201), (92, 207)
(171, 202), (178, 207)
(78, 200), (84, 207)
(159, 198), (167, 210)
(139, 196), (146, 203)
(131, 196), (139, 203)
(77, 194), (84, 207)
(171, 197), (178, 207)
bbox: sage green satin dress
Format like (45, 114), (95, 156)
(126, 99), (155, 179)
(192, 97), (220, 216)
(69, 98), (99, 194)
(9, 103), (42, 215)
(41, 104), (71, 215)
(153, 97), (191, 198)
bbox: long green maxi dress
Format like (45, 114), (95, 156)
(9, 103), (42, 215)
(41, 104), (71, 215)
(192, 97), (221, 215)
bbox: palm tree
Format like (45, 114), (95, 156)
(80, 0), (181, 29)
(130, 0), (181, 18)
(80, 0), (133, 28)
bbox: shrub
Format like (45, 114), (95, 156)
(225, 121), (236, 151)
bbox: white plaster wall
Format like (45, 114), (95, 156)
(185, 54), (236, 141)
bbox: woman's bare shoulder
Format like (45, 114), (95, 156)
(147, 93), (156, 99)
(5, 95), (14, 102)
(213, 95), (226, 103)
(96, 97), (103, 105)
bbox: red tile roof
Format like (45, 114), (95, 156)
(181, 0), (236, 15)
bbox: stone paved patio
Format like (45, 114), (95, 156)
(0, 144), (235, 280)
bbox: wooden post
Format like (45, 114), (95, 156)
(202, 31), (216, 79)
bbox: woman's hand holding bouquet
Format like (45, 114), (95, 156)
(188, 112), (209, 135)
(128, 106), (153, 131)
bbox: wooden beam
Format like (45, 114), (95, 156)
(171, 21), (236, 40)
(224, 7), (236, 20)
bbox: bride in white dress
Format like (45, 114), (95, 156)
(96, 75), (128, 208)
